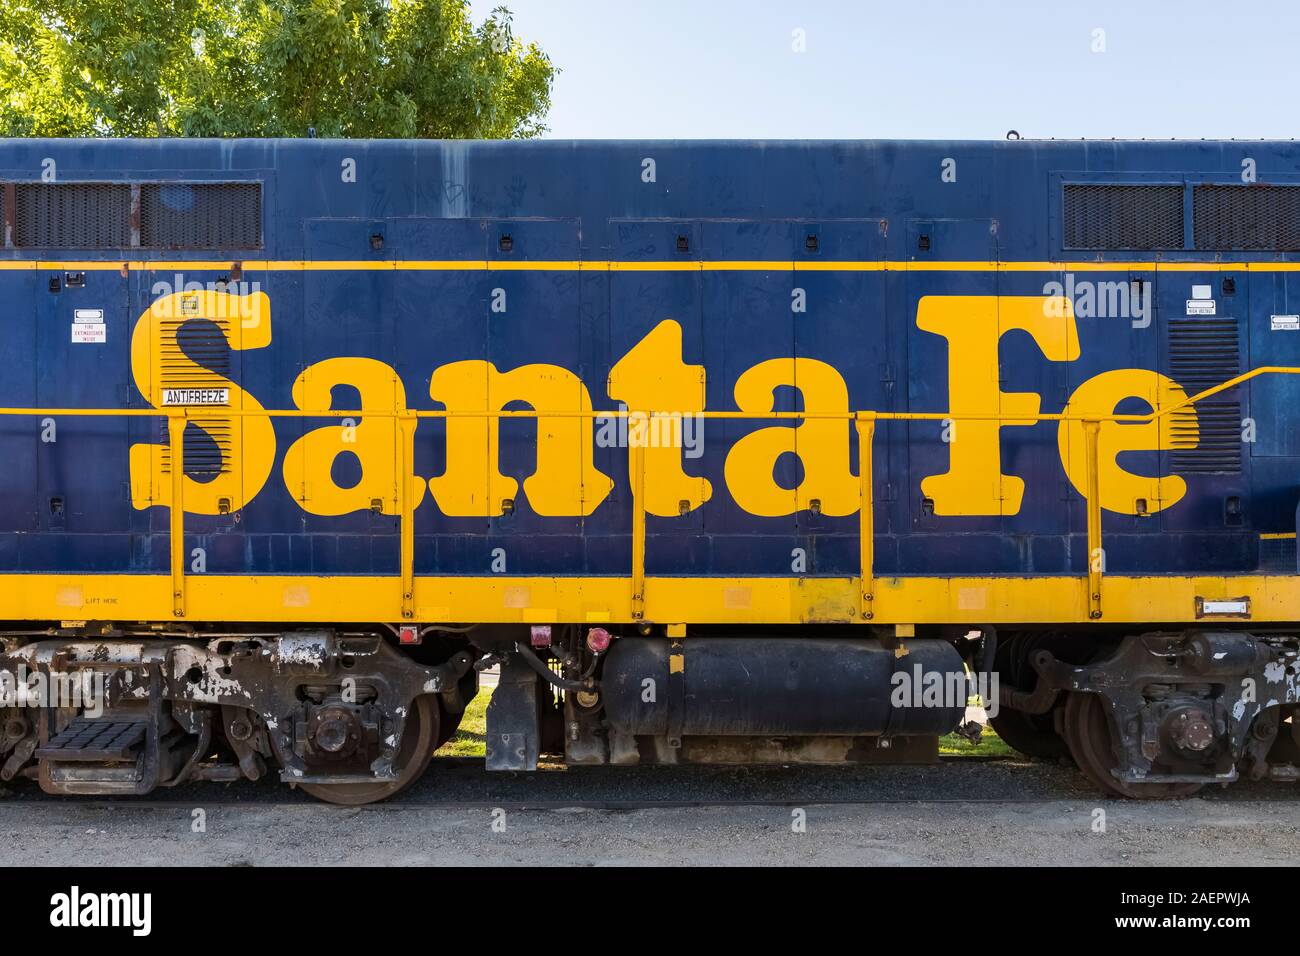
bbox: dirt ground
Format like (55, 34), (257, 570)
(3, 759), (1297, 867)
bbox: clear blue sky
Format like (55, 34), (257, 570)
(469, 0), (1300, 140)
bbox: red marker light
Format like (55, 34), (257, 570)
(530, 625), (553, 648)
(398, 624), (420, 645)
(586, 627), (612, 654)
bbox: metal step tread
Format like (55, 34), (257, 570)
(35, 718), (147, 761)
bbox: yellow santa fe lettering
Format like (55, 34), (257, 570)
(1057, 369), (1193, 514)
(282, 357), (426, 515)
(917, 294), (1079, 515)
(128, 289), (275, 514)
(724, 358), (858, 517)
(606, 319), (712, 516)
(427, 361), (613, 516)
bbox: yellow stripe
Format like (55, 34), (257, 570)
(605, 260), (697, 271)
(5, 573), (1297, 626)
(6, 258), (1300, 272)
(487, 259), (585, 271)
(1259, 532), (1297, 540)
(793, 260), (885, 271)
(900, 260), (999, 271)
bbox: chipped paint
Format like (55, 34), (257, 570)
(170, 644), (250, 704)
(275, 633), (330, 669)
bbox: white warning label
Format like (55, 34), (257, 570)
(162, 388), (230, 406)
(71, 323), (106, 343)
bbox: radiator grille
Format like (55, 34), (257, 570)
(1166, 316), (1242, 474)
(1193, 184), (1300, 251)
(1063, 184), (1185, 251)
(140, 182), (262, 249)
(12, 183), (131, 248)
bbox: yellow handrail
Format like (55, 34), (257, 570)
(398, 412), (417, 620)
(3, 365), (1294, 424)
(167, 414), (186, 617)
(855, 414), (877, 622)
(630, 441), (647, 622)
(1, 364), (1294, 623)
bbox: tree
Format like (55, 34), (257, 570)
(0, 0), (555, 138)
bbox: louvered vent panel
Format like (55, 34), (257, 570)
(12, 183), (131, 248)
(1063, 184), (1185, 251)
(1193, 184), (1300, 251)
(158, 317), (233, 480)
(140, 182), (262, 249)
(1166, 316), (1242, 474)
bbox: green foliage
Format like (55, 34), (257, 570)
(0, 0), (554, 137)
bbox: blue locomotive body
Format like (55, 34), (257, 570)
(0, 138), (1296, 626)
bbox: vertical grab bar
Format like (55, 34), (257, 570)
(168, 412), (186, 618)
(398, 411), (417, 620)
(855, 412), (876, 621)
(631, 438), (647, 621)
(1083, 419), (1103, 619)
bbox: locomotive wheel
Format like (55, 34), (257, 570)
(299, 695), (439, 806)
(1061, 692), (1202, 799)
(989, 707), (1068, 760)
(988, 633), (1070, 760)
(434, 700), (465, 751)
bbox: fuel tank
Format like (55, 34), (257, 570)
(601, 637), (966, 738)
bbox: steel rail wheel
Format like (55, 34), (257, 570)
(1061, 691), (1202, 799)
(989, 707), (1069, 760)
(299, 695), (439, 806)
(989, 632), (1095, 761)
(433, 701), (464, 751)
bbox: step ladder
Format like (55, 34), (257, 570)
(35, 718), (147, 761)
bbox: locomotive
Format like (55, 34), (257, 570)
(0, 137), (1296, 803)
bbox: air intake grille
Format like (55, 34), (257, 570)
(1166, 316), (1242, 474)
(140, 182), (262, 249)
(2, 180), (263, 250)
(13, 183), (131, 248)
(157, 316), (233, 481)
(1193, 184), (1300, 251)
(1063, 184), (1185, 251)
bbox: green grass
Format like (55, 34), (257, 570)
(437, 685), (1017, 759)
(939, 727), (1015, 757)
(436, 686), (490, 757)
